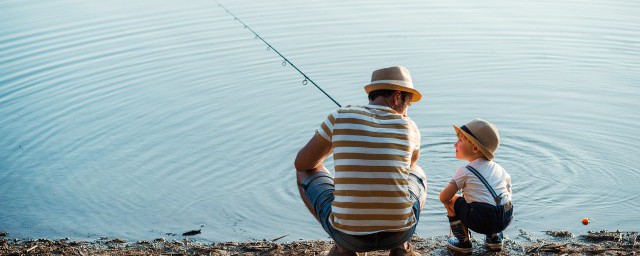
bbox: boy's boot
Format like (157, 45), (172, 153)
(485, 232), (503, 252)
(447, 216), (472, 254)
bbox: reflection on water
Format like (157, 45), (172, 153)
(1, 0), (639, 242)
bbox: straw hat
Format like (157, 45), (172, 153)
(453, 119), (500, 160)
(364, 66), (422, 102)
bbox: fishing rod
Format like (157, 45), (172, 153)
(214, 1), (342, 107)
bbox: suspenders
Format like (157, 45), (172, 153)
(465, 166), (505, 206)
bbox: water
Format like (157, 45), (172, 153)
(1, 0), (639, 243)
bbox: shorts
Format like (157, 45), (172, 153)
(300, 171), (427, 252)
(453, 197), (513, 235)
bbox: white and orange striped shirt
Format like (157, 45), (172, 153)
(316, 105), (421, 235)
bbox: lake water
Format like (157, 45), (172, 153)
(1, 0), (639, 243)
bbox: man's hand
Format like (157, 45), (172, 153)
(294, 134), (332, 172)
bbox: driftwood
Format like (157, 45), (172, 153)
(271, 234), (290, 242)
(26, 245), (38, 252)
(526, 242), (568, 253)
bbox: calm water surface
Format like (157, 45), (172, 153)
(1, 0), (639, 242)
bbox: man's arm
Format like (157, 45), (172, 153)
(294, 133), (332, 172)
(410, 149), (420, 169)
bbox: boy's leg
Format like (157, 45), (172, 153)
(443, 196), (472, 254)
(485, 232), (504, 251)
(443, 194), (460, 217)
(485, 203), (512, 252)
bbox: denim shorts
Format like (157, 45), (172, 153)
(300, 171), (427, 252)
(453, 197), (513, 235)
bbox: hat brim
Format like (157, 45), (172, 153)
(364, 83), (422, 102)
(453, 125), (494, 160)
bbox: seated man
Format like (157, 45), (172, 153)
(295, 66), (427, 256)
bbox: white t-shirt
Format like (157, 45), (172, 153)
(451, 158), (512, 205)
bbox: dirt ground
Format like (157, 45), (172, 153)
(0, 230), (637, 255)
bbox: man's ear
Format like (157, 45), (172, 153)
(394, 91), (402, 105)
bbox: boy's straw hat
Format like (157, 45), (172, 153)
(364, 66), (422, 102)
(453, 119), (500, 160)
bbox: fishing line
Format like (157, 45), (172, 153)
(214, 1), (342, 107)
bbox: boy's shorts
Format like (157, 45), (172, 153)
(300, 171), (427, 252)
(454, 197), (513, 235)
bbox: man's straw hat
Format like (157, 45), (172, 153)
(453, 119), (500, 160)
(364, 66), (422, 102)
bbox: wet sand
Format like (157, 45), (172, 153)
(0, 230), (637, 255)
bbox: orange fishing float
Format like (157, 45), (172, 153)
(582, 218), (590, 225)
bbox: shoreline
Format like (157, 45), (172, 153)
(1, 230), (638, 255)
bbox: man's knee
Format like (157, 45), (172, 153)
(418, 190), (427, 210)
(296, 167), (329, 185)
(410, 165), (425, 178)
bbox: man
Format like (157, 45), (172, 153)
(294, 66), (427, 256)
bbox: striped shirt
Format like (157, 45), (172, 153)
(316, 105), (421, 235)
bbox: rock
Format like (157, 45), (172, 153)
(107, 238), (127, 244)
(182, 229), (201, 236)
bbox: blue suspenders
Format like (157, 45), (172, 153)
(466, 165), (504, 206)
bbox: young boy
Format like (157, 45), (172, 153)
(439, 119), (513, 254)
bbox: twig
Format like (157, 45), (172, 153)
(26, 245), (38, 252)
(271, 234), (290, 242)
(247, 245), (272, 250)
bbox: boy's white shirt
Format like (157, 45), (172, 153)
(451, 158), (512, 205)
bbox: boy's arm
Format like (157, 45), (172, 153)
(439, 181), (459, 204)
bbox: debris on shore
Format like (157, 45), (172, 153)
(544, 230), (573, 237)
(0, 230), (637, 255)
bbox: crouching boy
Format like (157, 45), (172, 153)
(439, 119), (513, 254)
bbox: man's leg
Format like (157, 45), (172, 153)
(296, 166), (330, 221)
(297, 167), (359, 256)
(388, 165), (427, 256)
(410, 165), (427, 210)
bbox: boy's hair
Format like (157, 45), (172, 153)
(368, 90), (411, 101)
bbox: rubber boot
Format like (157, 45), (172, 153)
(485, 232), (503, 252)
(447, 216), (472, 254)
